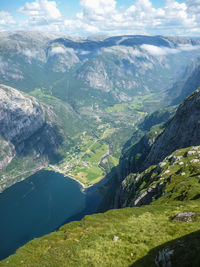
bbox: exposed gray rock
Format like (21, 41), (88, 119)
(0, 84), (45, 145)
(190, 159), (199, 163)
(77, 60), (113, 92)
(0, 84), (46, 171)
(172, 212), (200, 222)
(0, 84), (64, 191)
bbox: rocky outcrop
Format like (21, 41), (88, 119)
(0, 84), (45, 145)
(172, 212), (200, 222)
(77, 60), (113, 92)
(101, 90), (200, 210)
(115, 145), (200, 208)
(155, 248), (174, 267)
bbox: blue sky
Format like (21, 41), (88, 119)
(0, 0), (199, 36)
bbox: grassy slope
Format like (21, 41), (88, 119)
(1, 147), (200, 266)
(121, 146), (200, 207)
(1, 200), (200, 267)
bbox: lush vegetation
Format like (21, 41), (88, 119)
(120, 146), (200, 207)
(1, 200), (200, 267)
(1, 86), (163, 190)
(29, 89), (161, 186)
(2, 144), (200, 266)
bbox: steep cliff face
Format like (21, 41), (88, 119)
(114, 89), (200, 208)
(145, 89), (200, 167)
(0, 84), (45, 170)
(0, 84), (45, 145)
(0, 84), (63, 191)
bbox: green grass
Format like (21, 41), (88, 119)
(105, 94), (159, 114)
(66, 139), (108, 184)
(121, 146), (200, 207)
(2, 200), (200, 267)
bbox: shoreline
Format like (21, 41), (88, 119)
(48, 165), (87, 190)
(1, 164), (105, 194)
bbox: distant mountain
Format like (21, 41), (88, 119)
(0, 32), (200, 108)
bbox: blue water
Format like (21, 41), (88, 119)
(0, 170), (93, 260)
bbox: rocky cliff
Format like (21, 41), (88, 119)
(0, 84), (63, 191)
(145, 89), (200, 167)
(0, 84), (45, 145)
(0, 84), (45, 169)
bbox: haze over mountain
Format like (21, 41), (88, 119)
(1, 31), (200, 104)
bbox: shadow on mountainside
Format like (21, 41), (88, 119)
(16, 123), (64, 164)
(130, 230), (200, 267)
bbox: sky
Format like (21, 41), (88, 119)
(0, 0), (200, 37)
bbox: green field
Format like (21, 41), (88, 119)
(53, 127), (114, 186)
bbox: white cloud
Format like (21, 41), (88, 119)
(0, 11), (15, 26)
(79, 0), (116, 17)
(19, 0), (62, 26)
(178, 44), (200, 51)
(22, 49), (38, 58)
(9, 0), (200, 36)
(71, 0), (200, 36)
(78, 50), (91, 55)
(141, 44), (200, 57)
(50, 46), (66, 55)
(103, 46), (143, 58)
(141, 44), (178, 56)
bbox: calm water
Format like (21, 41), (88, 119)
(0, 170), (100, 260)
